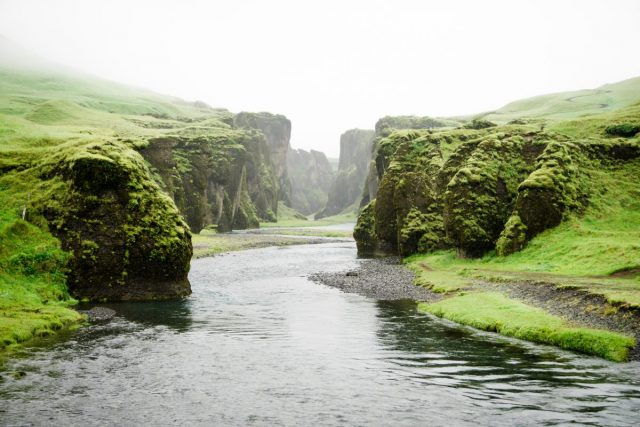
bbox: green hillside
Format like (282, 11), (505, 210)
(471, 76), (640, 123)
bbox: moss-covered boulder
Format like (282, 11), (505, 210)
(443, 134), (532, 257)
(27, 140), (192, 301)
(353, 200), (378, 255)
(497, 140), (586, 255)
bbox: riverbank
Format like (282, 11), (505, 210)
(310, 257), (639, 362)
(191, 229), (352, 258)
(0, 214), (84, 355)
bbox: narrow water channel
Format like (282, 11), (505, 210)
(1, 241), (639, 426)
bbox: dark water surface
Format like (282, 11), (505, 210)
(1, 242), (640, 426)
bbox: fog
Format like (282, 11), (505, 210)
(1, 0), (639, 157)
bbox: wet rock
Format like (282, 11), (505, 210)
(80, 307), (117, 323)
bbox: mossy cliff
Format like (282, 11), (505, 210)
(354, 118), (640, 258)
(234, 112), (293, 206)
(287, 148), (334, 215)
(360, 116), (456, 207)
(141, 126), (280, 232)
(316, 129), (374, 219)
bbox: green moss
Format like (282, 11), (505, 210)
(0, 211), (83, 351)
(353, 200), (378, 254)
(463, 118), (497, 129)
(496, 214), (527, 256)
(604, 123), (640, 137)
(443, 134), (531, 257)
(411, 266), (471, 293)
(418, 292), (635, 361)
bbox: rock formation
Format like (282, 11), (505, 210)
(360, 116), (454, 207)
(354, 125), (640, 258)
(287, 148), (335, 215)
(316, 129), (374, 219)
(22, 140), (193, 301)
(234, 112), (293, 206)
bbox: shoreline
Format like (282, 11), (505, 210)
(192, 232), (351, 259)
(310, 257), (639, 362)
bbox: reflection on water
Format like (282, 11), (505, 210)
(77, 300), (194, 332)
(375, 300), (640, 425)
(1, 242), (639, 426)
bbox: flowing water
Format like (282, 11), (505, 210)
(1, 241), (639, 426)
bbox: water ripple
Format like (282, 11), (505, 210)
(1, 243), (639, 426)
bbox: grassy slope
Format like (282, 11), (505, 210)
(0, 209), (83, 351)
(260, 201), (357, 228)
(474, 76), (640, 123)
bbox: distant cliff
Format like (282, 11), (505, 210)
(287, 148), (335, 215)
(234, 112), (293, 207)
(316, 129), (374, 219)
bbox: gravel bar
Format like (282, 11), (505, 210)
(310, 257), (440, 302)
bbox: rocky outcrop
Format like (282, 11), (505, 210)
(27, 140), (193, 301)
(287, 148), (335, 215)
(355, 121), (640, 258)
(360, 116), (454, 207)
(316, 129), (374, 219)
(141, 120), (286, 232)
(234, 112), (292, 207)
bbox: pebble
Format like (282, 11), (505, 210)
(310, 257), (439, 301)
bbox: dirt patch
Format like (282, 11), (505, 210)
(609, 268), (640, 278)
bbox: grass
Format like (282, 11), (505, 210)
(418, 292), (635, 362)
(255, 229), (353, 238)
(0, 209), (84, 352)
(260, 211), (356, 228)
(410, 264), (473, 293)
(191, 230), (326, 258)
(473, 76), (640, 123)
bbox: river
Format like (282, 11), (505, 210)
(1, 241), (640, 426)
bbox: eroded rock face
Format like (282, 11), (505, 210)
(353, 127), (637, 259)
(287, 148), (334, 215)
(316, 129), (374, 219)
(141, 132), (262, 233)
(234, 112), (293, 206)
(360, 116), (453, 207)
(38, 141), (192, 301)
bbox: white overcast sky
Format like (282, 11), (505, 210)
(1, 0), (639, 157)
